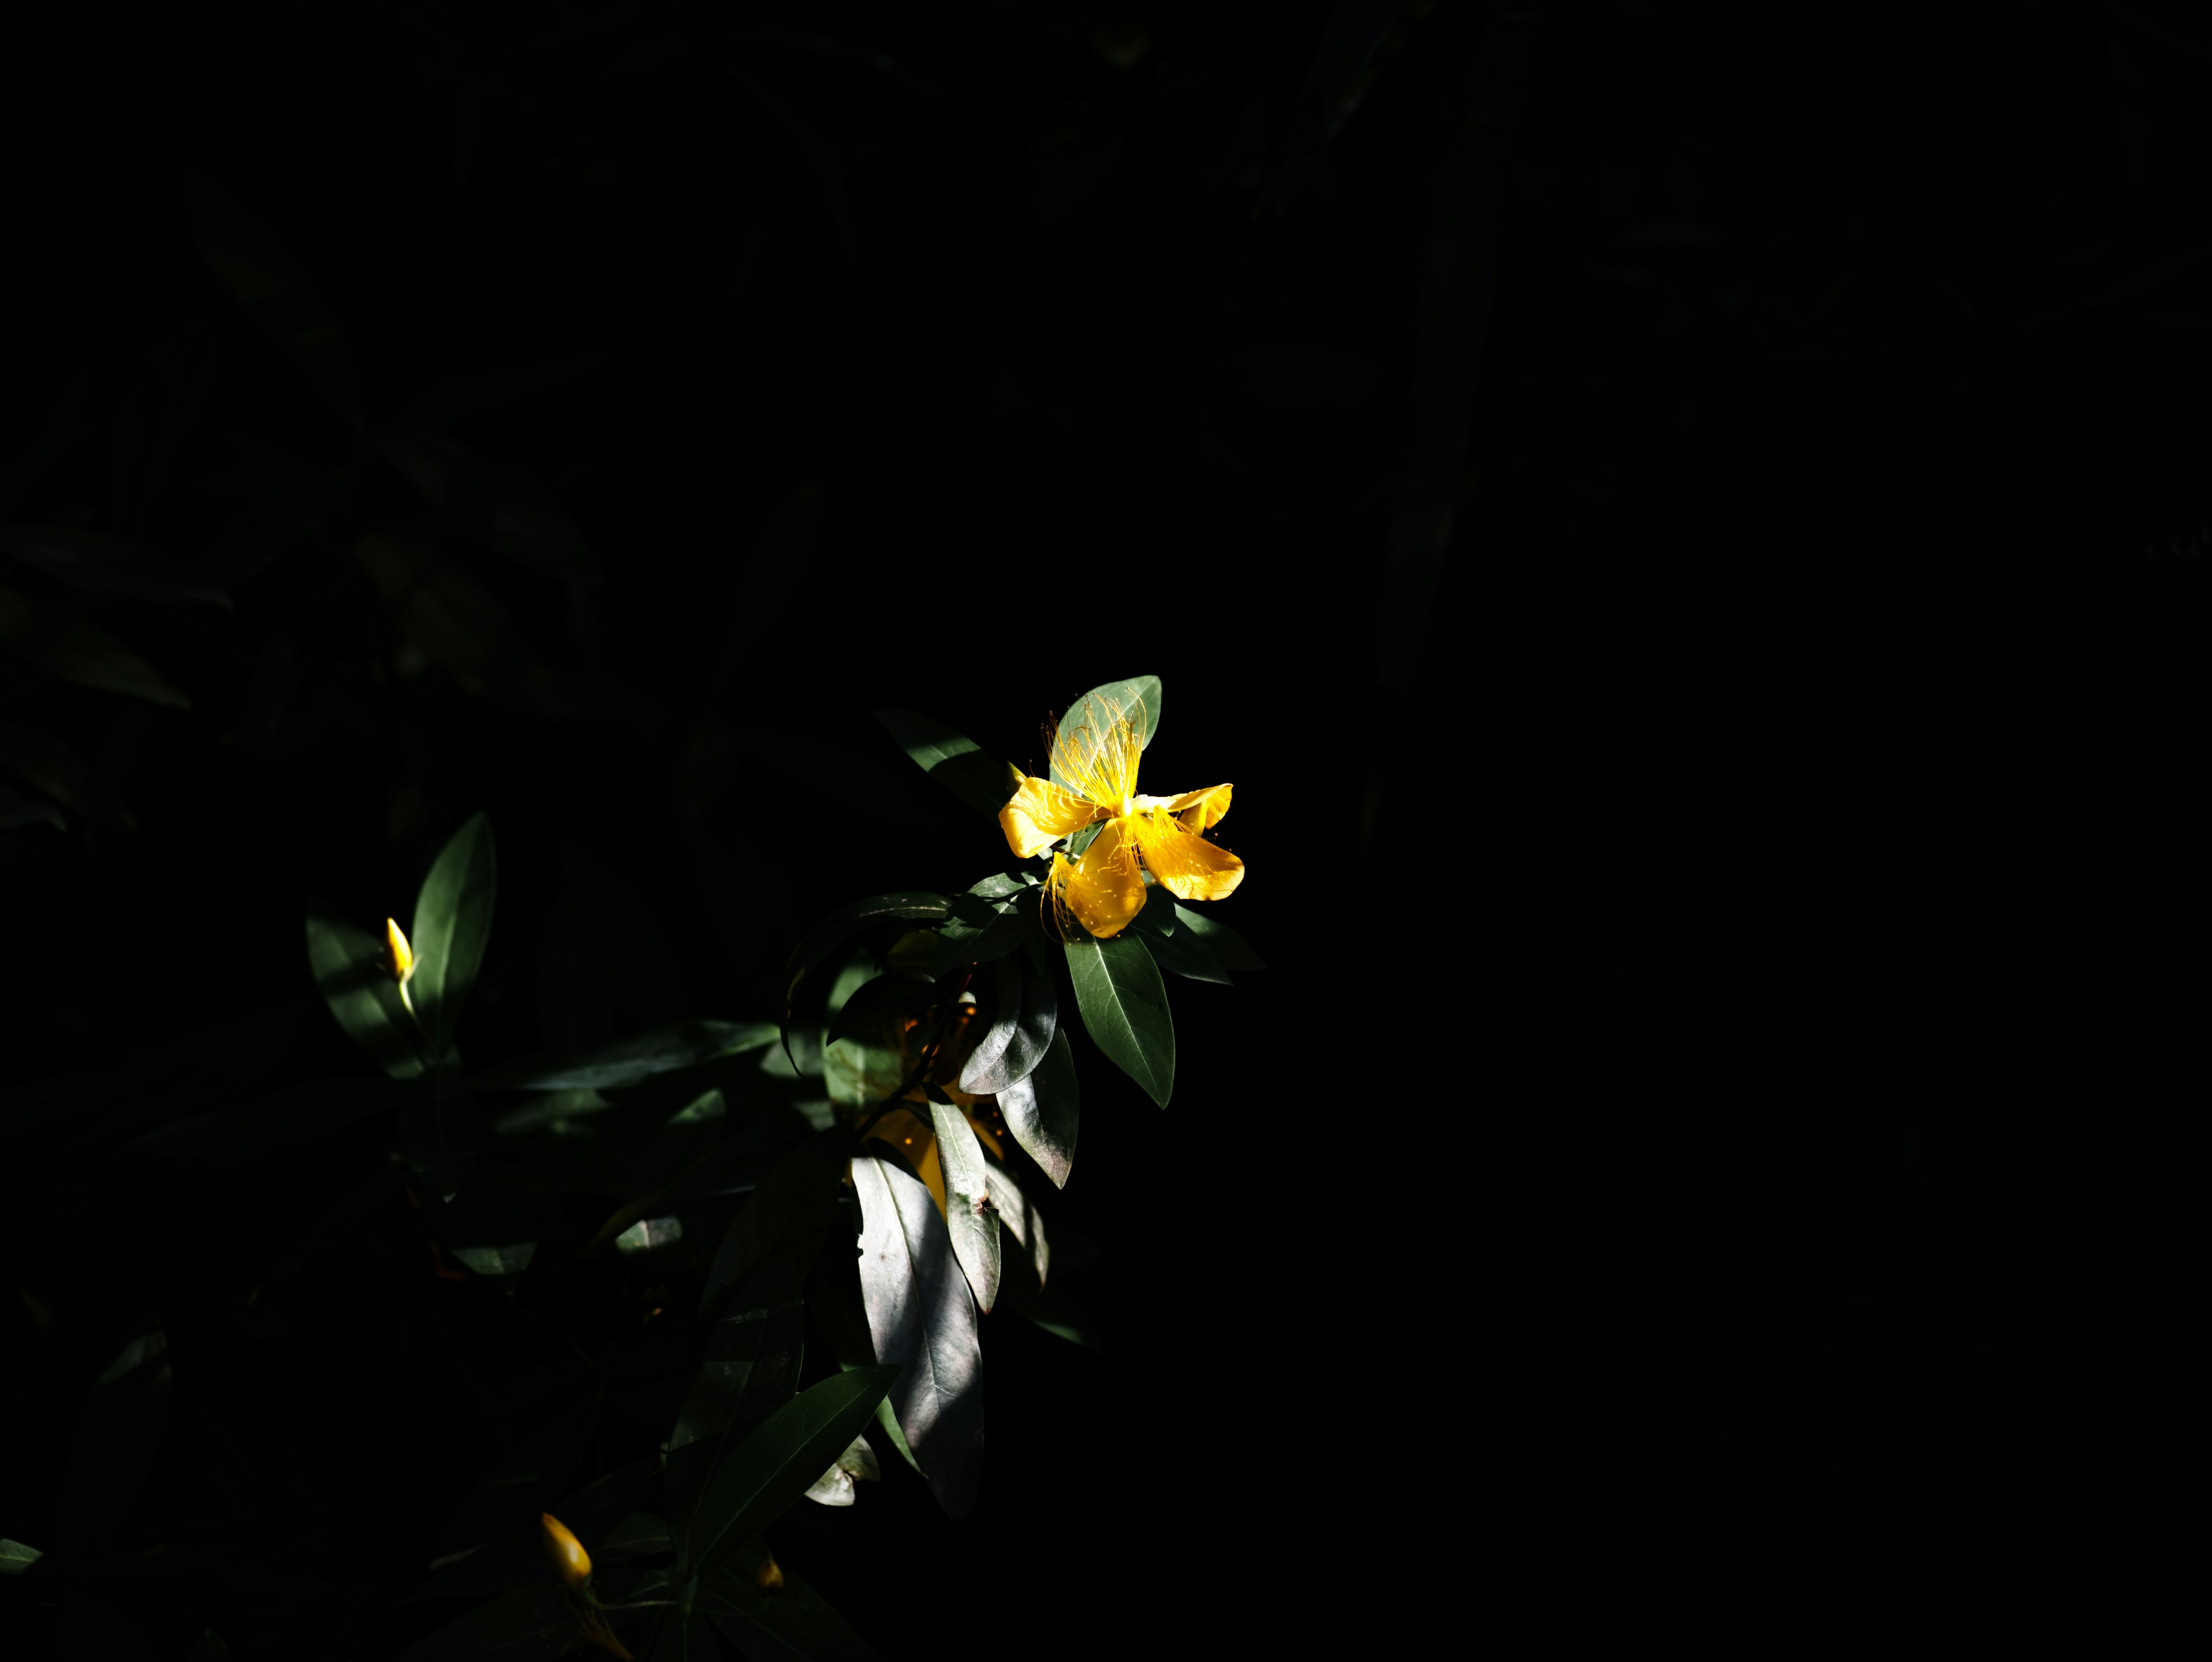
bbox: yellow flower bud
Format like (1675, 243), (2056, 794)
(754, 1550), (784, 1592)
(385, 918), (418, 986)
(541, 1512), (592, 1587)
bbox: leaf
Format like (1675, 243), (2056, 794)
(1065, 933), (1175, 1107)
(994, 1024), (1078, 1187)
(824, 972), (938, 1047)
(699, 1133), (843, 1319)
(411, 811), (498, 1068)
(0, 783), (63, 832)
(1131, 900), (1231, 985)
(0, 525), (230, 606)
(0, 584), (189, 706)
(956, 950), (1057, 1096)
(404, 1076), (483, 1192)
(873, 708), (1019, 818)
(801, 1433), (880, 1507)
(781, 892), (951, 1067)
(700, 1551), (887, 1662)
(396, 343), (643, 431)
(181, 169), (363, 430)
(929, 1102), (1000, 1313)
(305, 904), (427, 1080)
(688, 1365), (900, 1579)
(850, 1154), (983, 1520)
(1173, 903), (1266, 970)
(376, 429), (603, 583)
(1049, 676), (1162, 793)
(126, 1076), (403, 1161)
(58, 1318), (171, 1553)
(615, 1217), (683, 1255)
(474, 1022), (776, 1092)
(668, 1298), (806, 1559)
(0, 1538), (43, 1574)
(389, 1584), (588, 1662)
(929, 887), (1032, 980)
(985, 1156), (1048, 1291)
(588, 1137), (757, 1254)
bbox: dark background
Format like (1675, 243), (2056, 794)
(5, 1), (2212, 1655)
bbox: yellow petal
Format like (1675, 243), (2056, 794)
(1054, 816), (1149, 938)
(385, 918), (416, 985)
(541, 1513), (592, 1587)
(1130, 805), (1244, 902)
(998, 770), (1107, 859)
(1164, 782), (1232, 833)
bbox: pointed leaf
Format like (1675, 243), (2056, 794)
(0, 525), (230, 606)
(0, 1539), (44, 1574)
(376, 429), (602, 583)
(475, 1021), (775, 1093)
(781, 892), (951, 1067)
(1132, 899), (1231, 985)
(824, 972), (938, 1047)
(1173, 903), (1265, 970)
(994, 1024), (1078, 1187)
(873, 709), (1019, 818)
(956, 950), (1056, 1096)
(700, 1552), (888, 1662)
(0, 585), (188, 707)
(128, 1076), (403, 1161)
(985, 1156), (1048, 1291)
(1049, 676), (1162, 793)
(851, 1154), (983, 1519)
(411, 811), (497, 1068)
(689, 1365), (899, 1578)
(306, 905), (427, 1080)
(1065, 933), (1175, 1107)
(929, 1101), (1000, 1313)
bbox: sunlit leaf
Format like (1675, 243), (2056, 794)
(956, 949), (1056, 1096)
(851, 1153), (982, 1519)
(1065, 933), (1175, 1107)
(986, 1155), (1049, 1290)
(411, 811), (498, 1069)
(0, 1538), (43, 1574)
(929, 1101), (999, 1313)
(306, 904), (427, 1080)
(873, 708), (1019, 819)
(801, 1432), (880, 1507)
(994, 1024), (1078, 1188)
(688, 1365), (899, 1578)
(615, 1217), (684, 1255)
(0, 525), (230, 606)
(449, 1243), (536, 1277)
(0, 585), (190, 707)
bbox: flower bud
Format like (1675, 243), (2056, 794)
(385, 918), (418, 986)
(541, 1512), (592, 1587)
(754, 1551), (785, 1592)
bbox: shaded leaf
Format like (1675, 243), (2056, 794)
(986, 1155), (1048, 1291)
(0, 782), (63, 832)
(1173, 902), (1265, 970)
(376, 428), (603, 583)
(404, 1076), (483, 1193)
(0, 525), (230, 605)
(689, 1365), (900, 1578)
(389, 1583), (588, 1662)
(397, 343), (643, 431)
(700, 1551), (886, 1662)
(699, 1132), (843, 1319)
(0, 369), (93, 520)
(0, 584), (189, 707)
(306, 904), (427, 1080)
(126, 1076), (403, 1161)
(929, 1101), (999, 1313)
(667, 1299), (806, 1558)
(824, 971), (938, 1047)
(851, 1154), (982, 1519)
(58, 1318), (172, 1553)
(873, 708), (1019, 819)
(956, 949), (1056, 1096)
(475, 1022), (775, 1092)
(588, 1137), (757, 1255)
(411, 811), (497, 1067)
(1131, 899), (1231, 985)
(781, 893), (950, 1069)
(1065, 933), (1175, 1107)
(351, 531), (568, 717)
(994, 1024), (1078, 1188)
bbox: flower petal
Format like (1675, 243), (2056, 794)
(999, 770), (1107, 859)
(1130, 805), (1244, 902)
(1163, 782), (1232, 833)
(1054, 816), (1148, 938)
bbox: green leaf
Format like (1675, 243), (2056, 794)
(396, 343), (643, 431)
(873, 709), (1019, 818)
(1065, 933), (1175, 1107)
(850, 1154), (983, 1520)
(376, 429), (603, 584)
(824, 971), (938, 1047)
(781, 892), (950, 1067)
(1173, 903), (1265, 970)
(475, 1022), (775, 1092)
(700, 1134), (843, 1319)
(0, 525), (230, 606)
(700, 1552), (887, 1662)
(615, 1216), (683, 1255)
(126, 1076), (403, 1161)
(0, 1538), (43, 1574)
(688, 1365), (900, 1580)
(929, 1101), (1000, 1313)
(388, 1584), (586, 1662)
(0, 781), (63, 832)
(929, 886), (1032, 979)
(985, 1155), (1049, 1290)
(1131, 900), (1231, 985)
(0, 585), (190, 706)
(403, 1076), (482, 1191)
(994, 1024), (1078, 1187)
(956, 950), (1056, 1096)
(587, 1136), (757, 1254)
(411, 811), (498, 1067)
(666, 1299), (806, 1557)
(1048, 675), (1162, 793)
(801, 1432), (881, 1506)
(448, 1243), (536, 1278)
(305, 904), (427, 1080)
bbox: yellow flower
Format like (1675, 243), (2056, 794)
(998, 697), (1241, 940)
(541, 1512), (592, 1587)
(384, 918), (417, 986)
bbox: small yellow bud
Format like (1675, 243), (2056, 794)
(754, 1550), (785, 1592)
(385, 918), (417, 986)
(541, 1512), (592, 1587)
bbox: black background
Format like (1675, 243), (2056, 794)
(6, 1), (2212, 1656)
